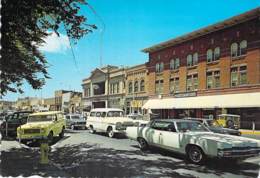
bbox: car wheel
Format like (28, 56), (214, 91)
(137, 138), (149, 151)
(47, 131), (53, 144)
(107, 127), (115, 138)
(89, 125), (95, 134)
(187, 145), (205, 164)
(59, 128), (65, 138)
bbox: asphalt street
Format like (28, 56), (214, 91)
(1, 130), (260, 178)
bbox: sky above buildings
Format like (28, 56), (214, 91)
(3, 0), (260, 101)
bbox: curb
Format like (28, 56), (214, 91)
(240, 130), (260, 135)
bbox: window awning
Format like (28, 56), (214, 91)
(142, 92), (260, 109)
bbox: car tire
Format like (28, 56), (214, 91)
(48, 131), (53, 144)
(59, 127), (65, 138)
(137, 137), (149, 151)
(107, 127), (115, 138)
(187, 145), (205, 164)
(89, 125), (95, 134)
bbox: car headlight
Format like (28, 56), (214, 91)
(115, 122), (122, 129)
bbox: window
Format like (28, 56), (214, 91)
(231, 66), (247, 86)
(170, 59), (175, 70)
(128, 82), (133, 93)
(169, 77), (179, 94)
(231, 41), (247, 58)
(134, 81), (139, 92)
(186, 74), (198, 91)
(240, 40), (247, 56)
(84, 88), (91, 97)
(170, 58), (180, 70)
(207, 49), (213, 62)
(207, 71), (220, 89)
(151, 121), (176, 132)
(160, 62), (164, 72)
(156, 62), (164, 73)
(214, 47), (220, 60)
(187, 53), (198, 67)
(231, 43), (238, 57)
(155, 80), (164, 94)
(140, 80), (145, 92)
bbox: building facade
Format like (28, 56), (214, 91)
(125, 64), (148, 114)
(142, 8), (260, 129)
(82, 65), (126, 111)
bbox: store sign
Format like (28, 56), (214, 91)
(174, 92), (197, 98)
(131, 100), (142, 108)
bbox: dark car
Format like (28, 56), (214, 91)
(186, 118), (241, 136)
(0, 111), (33, 137)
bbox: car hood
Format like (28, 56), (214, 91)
(184, 132), (260, 148)
(20, 121), (53, 129)
(209, 126), (239, 134)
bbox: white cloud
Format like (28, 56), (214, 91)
(39, 32), (70, 53)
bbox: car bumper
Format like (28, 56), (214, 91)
(217, 148), (260, 158)
(17, 135), (48, 141)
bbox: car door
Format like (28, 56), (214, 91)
(146, 121), (164, 146)
(158, 122), (181, 152)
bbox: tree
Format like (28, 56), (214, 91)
(1, 0), (97, 96)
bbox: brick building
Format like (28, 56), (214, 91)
(142, 8), (260, 129)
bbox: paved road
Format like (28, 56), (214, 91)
(1, 130), (260, 178)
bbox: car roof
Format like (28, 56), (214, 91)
(90, 108), (123, 112)
(218, 114), (240, 117)
(29, 111), (63, 116)
(152, 119), (201, 123)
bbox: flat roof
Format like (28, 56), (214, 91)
(142, 7), (260, 53)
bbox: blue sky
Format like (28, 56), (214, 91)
(4, 0), (260, 101)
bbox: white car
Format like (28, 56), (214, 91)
(127, 113), (149, 126)
(86, 108), (136, 138)
(126, 119), (260, 164)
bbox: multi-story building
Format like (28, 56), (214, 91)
(82, 65), (126, 110)
(69, 92), (82, 113)
(15, 97), (43, 111)
(142, 8), (260, 128)
(125, 64), (148, 114)
(0, 100), (15, 111)
(54, 90), (72, 111)
(43, 97), (56, 111)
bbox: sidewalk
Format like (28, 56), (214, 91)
(240, 129), (260, 135)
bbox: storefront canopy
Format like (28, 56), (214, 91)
(142, 92), (260, 109)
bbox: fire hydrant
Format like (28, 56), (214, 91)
(40, 140), (49, 164)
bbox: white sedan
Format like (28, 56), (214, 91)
(126, 119), (260, 164)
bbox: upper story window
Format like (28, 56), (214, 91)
(186, 74), (198, 91)
(140, 80), (145, 92)
(207, 71), (220, 89)
(84, 88), (91, 97)
(110, 82), (120, 94)
(134, 81), (139, 92)
(187, 53), (198, 67)
(156, 62), (164, 73)
(207, 47), (220, 63)
(231, 65), (247, 87)
(155, 80), (164, 95)
(128, 81), (133, 94)
(170, 58), (180, 70)
(169, 77), (179, 94)
(231, 40), (247, 58)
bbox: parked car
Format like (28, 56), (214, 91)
(126, 119), (260, 164)
(17, 111), (66, 144)
(65, 114), (86, 130)
(0, 111), (33, 137)
(216, 114), (241, 129)
(86, 108), (136, 138)
(186, 118), (241, 136)
(127, 113), (149, 126)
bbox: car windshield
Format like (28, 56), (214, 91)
(27, 115), (55, 122)
(107, 111), (124, 117)
(177, 121), (209, 132)
(71, 115), (80, 120)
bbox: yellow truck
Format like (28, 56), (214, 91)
(17, 111), (65, 144)
(214, 114), (240, 129)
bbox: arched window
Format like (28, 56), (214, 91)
(231, 43), (238, 57)
(128, 82), (133, 93)
(207, 49), (213, 62)
(187, 54), (192, 66)
(160, 62), (164, 72)
(240, 40), (247, 55)
(175, 58), (180, 69)
(214, 47), (220, 60)
(193, 52), (198, 65)
(170, 59), (175, 70)
(140, 80), (145, 92)
(134, 81), (139, 92)
(156, 63), (160, 73)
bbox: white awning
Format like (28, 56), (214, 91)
(142, 92), (260, 109)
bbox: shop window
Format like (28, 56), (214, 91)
(128, 82), (133, 94)
(207, 71), (220, 89)
(186, 74), (198, 91)
(155, 80), (164, 94)
(134, 81), (139, 92)
(170, 77), (180, 94)
(140, 80), (145, 92)
(231, 66), (247, 87)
